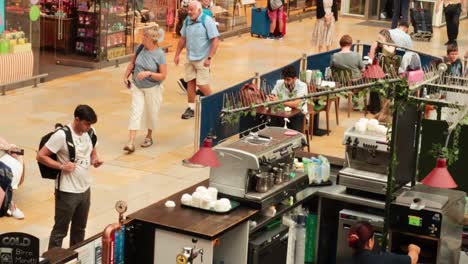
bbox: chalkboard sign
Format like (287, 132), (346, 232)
(0, 232), (39, 264)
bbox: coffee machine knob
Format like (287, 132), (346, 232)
(345, 137), (352, 145)
(353, 138), (360, 146)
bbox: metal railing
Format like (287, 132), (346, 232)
(1, 73), (49, 96)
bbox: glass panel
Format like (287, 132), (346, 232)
(75, 0), (100, 60)
(2, 0), (40, 84)
(101, 0), (130, 60)
(349, 0), (365, 16)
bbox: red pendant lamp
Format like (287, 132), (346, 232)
(421, 158), (457, 189)
(184, 137), (220, 167)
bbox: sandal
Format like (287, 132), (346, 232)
(141, 138), (153, 148)
(123, 144), (135, 153)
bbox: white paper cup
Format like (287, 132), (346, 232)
(181, 194), (192, 206)
(191, 192), (202, 208)
(207, 187), (218, 201)
(305, 70), (313, 84)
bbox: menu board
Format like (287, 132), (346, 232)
(0, 0), (4, 33)
(0, 232), (39, 264)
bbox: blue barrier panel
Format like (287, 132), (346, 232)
(199, 78), (254, 146)
(306, 48), (340, 73)
(260, 59), (302, 90)
(419, 53), (433, 68)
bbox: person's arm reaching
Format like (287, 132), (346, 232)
(407, 244), (421, 264)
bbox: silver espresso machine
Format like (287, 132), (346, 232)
(389, 185), (466, 264)
(337, 105), (419, 195)
(210, 127), (309, 209)
(337, 127), (391, 195)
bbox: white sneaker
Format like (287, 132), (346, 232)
(10, 208), (25, 220)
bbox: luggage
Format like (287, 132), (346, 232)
(251, 8), (270, 38)
(410, 2), (432, 41)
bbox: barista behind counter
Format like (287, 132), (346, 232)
(267, 65), (308, 132)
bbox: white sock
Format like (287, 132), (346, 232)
(188, 103), (195, 110)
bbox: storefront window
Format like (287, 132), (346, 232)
(1, 0), (40, 85)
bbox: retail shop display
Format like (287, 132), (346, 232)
(0, 29), (31, 54)
(215, 0), (246, 33)
(210, 126), (309, 209)
(75, 0), (100, 56)
(100, 0), (133, 60)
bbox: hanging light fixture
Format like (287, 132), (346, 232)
(421, 158), (457, 189)
(183, 136), (220, 168)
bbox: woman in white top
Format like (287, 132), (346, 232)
(435, 0), (467, 45)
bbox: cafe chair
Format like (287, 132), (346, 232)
(302, 84), (340, 146)
(331, 68), (367, 118)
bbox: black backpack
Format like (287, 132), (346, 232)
(0, 161), (13, 217)
(38, 124), (97, 190)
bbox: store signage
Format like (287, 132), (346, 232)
(0, 232), (39, 264)
(0, 0), (4, 33)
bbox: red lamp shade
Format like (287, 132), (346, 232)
(421, 158), (457, 189)
(187, 137), (220, 167)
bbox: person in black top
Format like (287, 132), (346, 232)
(347, 221), (420, 264)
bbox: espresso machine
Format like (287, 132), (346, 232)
(389, 185), (466, 264)
(337, 127), (392, 195)
(210, 127), (308, 209)
(337, 105), (419, 195)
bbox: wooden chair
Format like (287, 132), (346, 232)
(302, 83), (340, 148)
(331, 67), (367, 117)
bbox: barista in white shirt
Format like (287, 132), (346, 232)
(268, 65), (308, 132)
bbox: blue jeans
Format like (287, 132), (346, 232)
(391, 0), (410, 28)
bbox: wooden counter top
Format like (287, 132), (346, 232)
(128, 179), (258, 240)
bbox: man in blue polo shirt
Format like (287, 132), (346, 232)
(174, 0), (220, 119)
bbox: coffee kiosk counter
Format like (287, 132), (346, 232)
(127, 180), (258, 240)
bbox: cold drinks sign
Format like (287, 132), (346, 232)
(0, 232), (39, 264)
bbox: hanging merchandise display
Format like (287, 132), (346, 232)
(29, 5), (40, 21)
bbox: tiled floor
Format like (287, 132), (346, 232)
(1, 16), (467, 254)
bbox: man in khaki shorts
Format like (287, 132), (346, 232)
(174, 0), (220, 119)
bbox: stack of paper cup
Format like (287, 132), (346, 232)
(200, 194), (212, 209)
(207, 187), (218, 201)
(192, 192), (202, 207)
(181, 193), (192, 206)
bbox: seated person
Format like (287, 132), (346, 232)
(388, 22), (413, 50)
(0, 136), (25, 219)
(368, 29), (396, 62)
(399, 51), (421, 74)
(330, 35), (365, 80)
(347, 221), (420, 264)
(267, 66), (308, 132)
(443, 44), (463, 77)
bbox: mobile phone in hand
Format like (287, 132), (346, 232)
(8, 149), (24, 155)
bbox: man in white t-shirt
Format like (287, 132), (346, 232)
(37, 105), (103, 249)
(267, 65), (308, 132)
